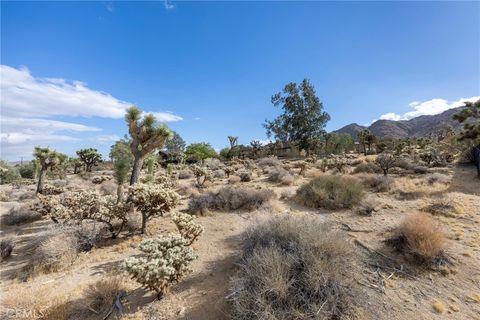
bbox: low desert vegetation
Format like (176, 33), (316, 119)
(0, 237), (14, 261)
(296, 175), (363, 209)
(1, 206), (42, 226)
(387, 213), (448, 264)
(267, 166), (295, 185)
(188, 186), (275, 215)
(230, 215), (359, 319)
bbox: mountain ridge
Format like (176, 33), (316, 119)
(334, 107), (464, 140)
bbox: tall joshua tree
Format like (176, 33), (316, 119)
(126, 106), (172, 185)
(34, 147), (67, 194)
(113, 156), (130, 203)
(228, 136), (238, 149)
(76, 148), (102, 172)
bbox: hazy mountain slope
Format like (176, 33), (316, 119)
(335, 107), (464, 140)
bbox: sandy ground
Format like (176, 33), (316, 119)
(0, 162), (479, 319)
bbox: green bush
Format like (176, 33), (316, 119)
(296, 175), (363, 209)
(0, 161), (21, 185)
(18, 164), (35, 179)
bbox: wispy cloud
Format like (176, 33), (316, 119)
(149, 112), (183, 122)
(164, 0), (175, 10)
(377, 96), (480, 122)
(106, 2), (115, 13)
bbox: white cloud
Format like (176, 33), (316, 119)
(377, 96), (480, 122)
(0, 65), (183, 160)
(379, 112), (402, 121)
(149, 112), (183, 122)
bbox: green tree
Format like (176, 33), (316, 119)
(110, 137), (134, 164)
(76, 148), (102, 172)
(164, 131), (186, 153)
(125, 106), (172, 185)
(264, 79), (330, 155)
(185, 143), (218, 161)
(324, 133), (354, 155)
(358, 129), (376, 156)
(33, 147), (67, 194)
(454, 99), (480, 142)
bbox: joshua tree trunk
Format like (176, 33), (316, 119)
(116, 183), (124, 203)
(383, 169), (388, 176)
(130, 155), (144, 185)
(36, 167), (47, 195)
(141, 212), (147, 234)
(86, 163), (93, 172)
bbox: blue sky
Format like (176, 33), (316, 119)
(1, 1), (479, 161)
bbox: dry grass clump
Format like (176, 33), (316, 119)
(268, 167), (294, 185)
(230, 215), (359, 319)
(393, 176), (448, 200)
(387, 213), (447, 264)
(353, 162), (382, 174)
(413, 166), (429, 174)
(361, 174), (393, 192)
(99, 181), (117, 196)
(1, 237), (14, 260)
(178, 169), (194, 179)
(356, 199), (379, 216)
(1, 283), (71, 320)
(70, 277), (125, 319)
(1, 206), (42, 226)
(188, 186), (275, 215)
(257, 157), (281, 168)
(238, 170), (252, 182)
(296, 175), (363, 209)
(425, 173), (450, 185)
(423, 199), (459, 218)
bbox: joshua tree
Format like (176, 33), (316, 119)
(358, 129), (376, 156)
(33, 147), (67, 194)
(125, 106), (172, 185)
(76, 148), (102, 172)
(375, 153), (398, 176)
(454, 99), (480, 142)
(145, 154), (157, 183)
(228, 136), (238, 149)
(250, 140), (262, 157)
(71, 158), (83, 174)
(114, 156), (130, 203)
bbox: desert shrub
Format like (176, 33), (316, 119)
(155, 173), (176, 188)
(362, 174), (393, 192)
(191, 165), (213, 187)
(268, 167), (294, 185)
(42, 184), (65, 195)
(353, 162), (382, 174)
(387, 213), (447, 264)
(230, 215), (358, 320)
(188, 186), (275, 215)
(356, 199), (379, 216)
(422, 199), (458, 218)
(395, 158), (413, 170)
(123, 235), (197, 298)
(413, 166), (429, 174)
(425, 173), (449, 185)
(257, 157), (280, 168)
(91, 175), (110, 184)
(51, 179), (68, 188)
(36, 229), (79, 272)
(18, 164), (35, 179)
(296, 175), (363, 209)
(228, 175), (241, 184)
(1, 206), (42, 226)
(213, 169), (226, 179)
(375, 153), (399, 176)
(178, 169), (194, 179)
(204, 158), (224, 170)
(99, 181), (117, 196)
(1, 237), (14, 260)
(172, 213), (204, 244)
(127, 183), (179, 234)
(71, 276), (125, 319)
(0, 162), (21, 185)
(237, 170), (252, 182)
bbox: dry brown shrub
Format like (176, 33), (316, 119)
(70, 276), (126, 319)
(1, 284), (71, 319)
(1, 237), (14, 260)
(388, 213), (447, 263)
(1, 206), (42, 226)
(230, 215), (360, 319)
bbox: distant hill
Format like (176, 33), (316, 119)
(334, 107), (464, 140)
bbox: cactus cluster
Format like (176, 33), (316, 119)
(191, 165), (213, 187)
(172, 213), (204, 245)
(123, 235), (198, 298)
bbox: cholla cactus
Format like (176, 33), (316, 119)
(296, 161), (308, 177)
(47, 191), (128, 237)
(91, 175), (111, 184)
(172, 213), (203, 244)
(155, 173), (176, 188)
(41, 184), (65, 195)
(127, 183), (179, 234)
(32, 194), (61, 216)
(123, 235), (197, 298)
(191, 165), (213, 187)
(224, 166), (236, 178)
